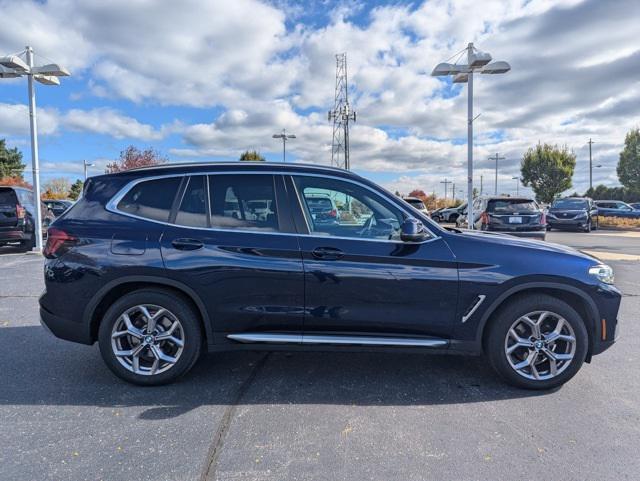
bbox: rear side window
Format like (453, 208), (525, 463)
(487, 199), (539, 213)
(175, 175), (208, 228)
(117, 177), (181, 222)
(0, 188), (18, 205)
(209, 174), (279, 232)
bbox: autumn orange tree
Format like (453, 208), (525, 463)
(105, 146), (168, 173)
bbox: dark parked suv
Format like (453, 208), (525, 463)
(39, 163), (621, 390)
(0, 186), (54, 250)
(547, 197), (599, 232)
(457, 196), (546, 240)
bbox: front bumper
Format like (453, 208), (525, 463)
(548, 218), (588, 229)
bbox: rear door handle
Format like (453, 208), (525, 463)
(311, 247), (344, 260)
(171, 238), (204, 251)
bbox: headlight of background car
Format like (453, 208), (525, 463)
(547, 212), (556, 219)
(576, 212), (588, 219)
(589, 264), (615, 284)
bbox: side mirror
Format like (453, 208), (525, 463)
(400, 217), (428, 242)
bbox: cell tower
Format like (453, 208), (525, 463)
(328, 53), (356, 170)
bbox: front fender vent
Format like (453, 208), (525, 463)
(461, 295), (486, 323)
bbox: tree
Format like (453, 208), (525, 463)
(69, 179), (84, 200)
(408, 189), (426, 198)
(520, 143), (576, 204)
(0, 139), (26, 179)
(617, 128), (640, 193)
(239, 150), (265, 161)
(42, 177), (71, 199)
(105, 146), (167, 173)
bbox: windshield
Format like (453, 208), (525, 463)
(552, 199), (588, 209)
(405, 199), (425, 209)
(487, 199), (539, 214)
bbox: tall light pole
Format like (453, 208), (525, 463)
(272, 129), (296, 163)
(512, 176), (520, 196)
(0, 47), (70, 252)
(488, 153), (505, 195)
(480, 175), (483, 195)
(452, 182), (456, 202)
(83, 160), (94, 181)
(432, 43), (510, 229)
(587, 138), (595, 190)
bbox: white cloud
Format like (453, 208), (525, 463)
(0, 0), (638, 195)
(63, 108), (170, 141)
(0, 103), (59, 137)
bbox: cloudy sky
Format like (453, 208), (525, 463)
(0, 0), (638, 198)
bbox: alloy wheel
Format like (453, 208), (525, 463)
(111, 304), (185, 376)
(504, 310), (576, 381)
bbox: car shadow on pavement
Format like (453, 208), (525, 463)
(0, 326), (553, 419)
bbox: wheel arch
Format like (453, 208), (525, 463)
(477, 282), (599, 360)
(85, 276), (213, 345)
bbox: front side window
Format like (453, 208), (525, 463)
(117, 177), (181, 222)
(175, 175), (208, 228)
(294, 176), (404, 240)
(209, 174), (279, 232)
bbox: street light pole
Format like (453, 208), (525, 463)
(440, 178), (451, 201)
(466, 44), (474, 228)
(432, 43), (510, 229)
(25, 47), (43, 252)
(587, 138), (595, 190)
(0, 46), (70, 252)
(83, 160), (95, 181)
(512, 176), (520, 196)
(272, 129), (296, 163)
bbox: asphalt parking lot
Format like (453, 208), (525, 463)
(1, 230), (639, 481)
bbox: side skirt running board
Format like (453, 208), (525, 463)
(227, 333), (448, 348)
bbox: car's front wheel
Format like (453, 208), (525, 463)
(98, 289), (203, 385)
(486, 294), (588, 390)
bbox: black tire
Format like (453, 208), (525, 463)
(485, 294), (588, 390)
(98, 288), (203, 386)
(583, 220), (592, 233)
(546, 226), (552, 231)
(20, 235), (35, 252)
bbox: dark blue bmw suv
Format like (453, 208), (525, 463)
(39, 163), (621, 389)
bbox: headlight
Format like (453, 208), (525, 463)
(547, 213), (557, 219)
(576, 212), (588, 219)
(589, 264), (615, 284)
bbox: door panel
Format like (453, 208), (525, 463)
(290, 174), (458, 339)
(299, 236), (458, 338)
(161, 174), (304, 338)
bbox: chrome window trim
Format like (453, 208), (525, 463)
(105, 170), (440, 244)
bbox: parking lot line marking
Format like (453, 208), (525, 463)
(581, 250), (640, 261)
(591, 231), (640, 238)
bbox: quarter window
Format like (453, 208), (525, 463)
(117, 177), (181, 222)
(175, 176), (208, 228)
(209, 175), (279, 232)
(293, 176), (404, 240)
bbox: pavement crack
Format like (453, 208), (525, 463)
(200, 353), (270, 481)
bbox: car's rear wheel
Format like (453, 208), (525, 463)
(486, 294), (588, 390)
(98, 289), (202, 385)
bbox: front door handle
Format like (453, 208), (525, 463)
(312, 247), (344, 260)
(171, 238), (204, 251)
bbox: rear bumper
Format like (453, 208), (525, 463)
(487, 229), (546, 240)
(0, 229), (28, 243)
(39, 304), (93, 345)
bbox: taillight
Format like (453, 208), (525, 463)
(44, 227), (77, 258)
(480, 212), (489, 225)
(329, 209), (337, 218)
(16, 204), (25, 219)
(540, 212), (546, 225)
